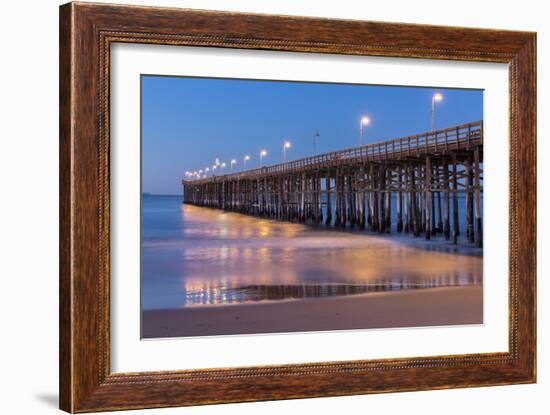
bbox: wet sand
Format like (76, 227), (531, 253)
(142, 285), (482, 338)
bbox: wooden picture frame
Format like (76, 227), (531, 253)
(59, 2), (536, 412)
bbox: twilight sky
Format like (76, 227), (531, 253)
(141, 75), (483, 195)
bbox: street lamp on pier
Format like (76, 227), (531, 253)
(431, 93), (443, 131)
(313, 130), (320, 155)
(360, 116), (370, 146)
(283, 140), (291, 162)
(230, 159), (237, 172)
(243, 155), (250, 170)
(260, 149), (267, 167)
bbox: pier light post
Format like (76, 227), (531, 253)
(230, 159), (236, 172)
(313, 130), (320, 155)
(221, 162), (226, 173)
(212, 165), (217, 176)
(283, 140), (291, 162)
(260, 149), (267, 167)
(205, 167), (210, 177)
(243, 155), (250, 170)
(360, 116), (370, 146)
(431, 93), (443, 131)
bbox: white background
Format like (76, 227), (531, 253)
(111, 44), (509, 372)
(0, 0), (547, 414)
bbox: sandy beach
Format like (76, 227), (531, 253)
(142, 285), (482, 338)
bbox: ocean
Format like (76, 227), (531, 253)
(141, 194), (482, 311)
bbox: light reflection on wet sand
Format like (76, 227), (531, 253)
(141, 200), (482, 310)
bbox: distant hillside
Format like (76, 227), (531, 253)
(142, 192), (181, 197)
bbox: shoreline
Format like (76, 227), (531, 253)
(186, 202), (483, 251)
(142, 285), (483, 338)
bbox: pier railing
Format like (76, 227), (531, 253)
(185, 121), (482, 184)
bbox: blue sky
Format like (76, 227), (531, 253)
(141, 75), (483, 195)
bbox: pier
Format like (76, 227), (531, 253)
(182, 121), (483, 247)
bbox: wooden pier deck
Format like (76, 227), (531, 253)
(182, 121), (483, 246)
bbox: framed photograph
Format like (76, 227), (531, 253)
(59, 2), (536, 412)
